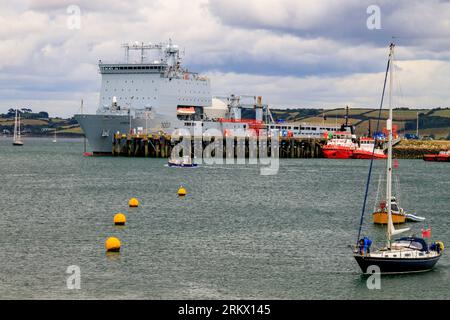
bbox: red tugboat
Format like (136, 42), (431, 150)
(352, 137), (387, 159)
(322, 131), (358, 159)
(423, 150), (450, 162)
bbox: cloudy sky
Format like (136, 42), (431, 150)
(1, 0), (450, 117)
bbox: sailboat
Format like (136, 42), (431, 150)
(53, 128), (57, 143)
(12, 109), (24, 146)
(353, 43), (444, 274)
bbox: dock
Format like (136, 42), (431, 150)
(111, 133), (326, 158)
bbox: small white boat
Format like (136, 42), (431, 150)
(405, 213), (426, 222)
(168, 155), (198, 168)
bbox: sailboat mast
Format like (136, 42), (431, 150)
(386, 43), (395, 244)
(81, 99), (87, 153)
(18, 112), (21, 139)
(14, 109), (17, 141)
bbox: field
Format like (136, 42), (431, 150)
(429, 109), (450, 118)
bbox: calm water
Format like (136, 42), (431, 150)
(0, 137), (449, 299)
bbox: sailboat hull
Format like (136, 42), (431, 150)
(354, 254), (441, 274)
(13, 141), (23, 146)
(373, 211), (406, 224)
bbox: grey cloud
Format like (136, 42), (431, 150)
(0, 0), (449, 116)
(208, 0), (450, 48)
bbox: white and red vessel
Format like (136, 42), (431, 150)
(322, 131), (358, 159)
(352, 137), (387, 159)
(423, 150), (450, 162)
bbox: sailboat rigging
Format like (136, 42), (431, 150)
(353, 43), (444, 274)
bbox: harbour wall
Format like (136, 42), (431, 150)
(111, 133), (325, 159)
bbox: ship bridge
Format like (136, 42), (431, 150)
(99, 63), (167, 74)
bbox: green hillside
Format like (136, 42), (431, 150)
(0, 109), (82, 137)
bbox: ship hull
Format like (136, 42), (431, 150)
(354, 254), (441, 274)
(74, 114), (175, 154)
(322, 147), (354, 159)
(168, 162), (198, 168)
(352, 150), (387, 159)
(423, 154), (450, 162)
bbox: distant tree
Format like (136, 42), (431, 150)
(21, 108), (32, 113)
(67, 117), (78, 125)
(38, 111), (49, 119)
(6, 108), (16, 118)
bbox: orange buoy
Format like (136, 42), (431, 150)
(105, 237), (121, 252)
(178, 186), (187, 196)
(129, 198), (139, 207)
(114, 213), (126, 226)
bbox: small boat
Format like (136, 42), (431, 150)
(405, 213), (426, 222)
(354, 43), (444, 274)
(354, 236), (443, 274)
(168, 155), (198, 168)
(352, 137), (387, 159)
(423, 150), (450, 162)
(12, 109), (23, 146)
(373, 197), (406, 224)
(53, 128), (57, 143)
(322, 131), (357, 159)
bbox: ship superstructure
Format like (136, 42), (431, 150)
(75, 40), (212, 154)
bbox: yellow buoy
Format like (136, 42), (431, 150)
(105, 237), (121, 252)
(114, 213), (126, 226)
(129, 197), (139, 207)
(178, 186), (187, 197)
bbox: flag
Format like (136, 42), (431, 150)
(421, 228), (431, 238)
(394, 159), (399, 169)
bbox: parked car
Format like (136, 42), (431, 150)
(404, 133), (419, 140)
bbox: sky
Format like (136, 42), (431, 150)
(1, 0), (450, 117)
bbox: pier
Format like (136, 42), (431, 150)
(111, 133), (326, 158)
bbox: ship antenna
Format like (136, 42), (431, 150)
(122, 43), (130, 63)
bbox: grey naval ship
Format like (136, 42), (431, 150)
(75, 40), (215, 154)
(75, 40), (344, 155)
